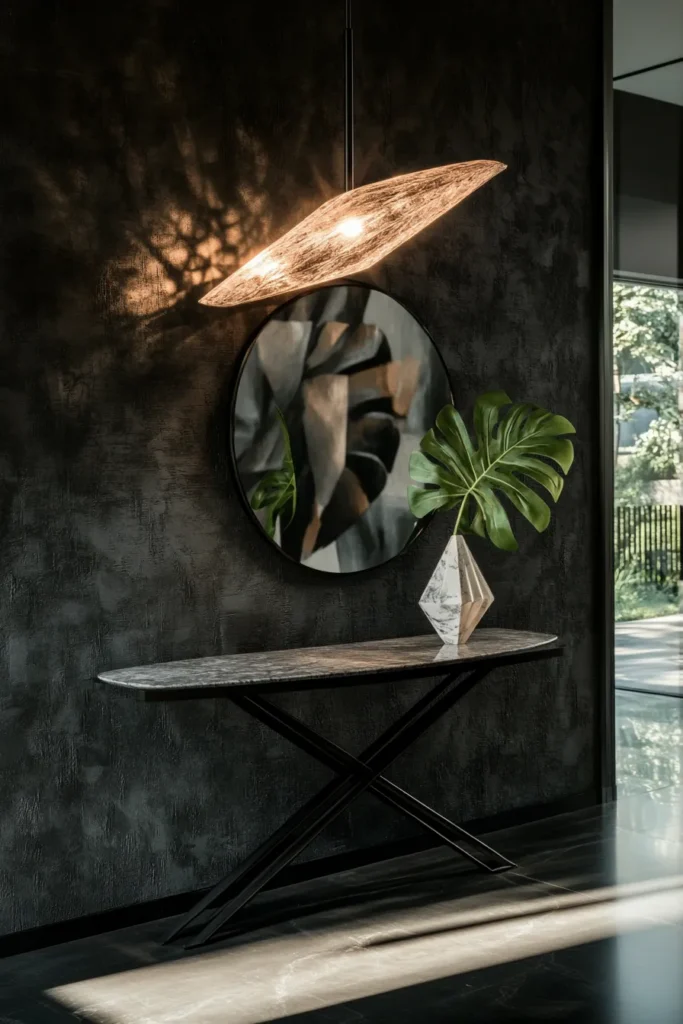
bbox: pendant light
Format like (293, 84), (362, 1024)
(200, 3), (506, 309)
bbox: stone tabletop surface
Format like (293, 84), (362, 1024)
(97, 628), (560, 694)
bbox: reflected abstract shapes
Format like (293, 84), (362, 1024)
(315, 466), (372, 551)
(348, 413), (400, 471)
(232, 284), (452, 573)
(256, 320), (311, 409)
(310, 323), (384, 376)
(388, 357), (421, 416)
(201, 160), (506, 308)
(347, 357), (420, 416)
(306, 322), (348, 370)
(303, 373), (349, 530)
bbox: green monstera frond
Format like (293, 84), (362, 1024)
(408, 391), (575, 552)
(250, 407), (297, 539)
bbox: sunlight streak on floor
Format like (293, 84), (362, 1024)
(48, 876), (683, 1024)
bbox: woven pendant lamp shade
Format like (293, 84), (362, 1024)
(200, 159), (506, 309)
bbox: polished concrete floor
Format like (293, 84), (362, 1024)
(1, 689), (682, 1023)
(616, 614), (683, 697)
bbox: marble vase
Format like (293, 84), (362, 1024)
(419, 535), (494, 645)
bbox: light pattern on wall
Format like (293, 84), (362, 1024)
(200, 160), (506, 308)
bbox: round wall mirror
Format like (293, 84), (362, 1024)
(232, 283), (452, 573)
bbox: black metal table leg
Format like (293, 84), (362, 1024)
(235, 692), (515, 873)
(169, 664), (492, 949)
(165, 668), (460, 945)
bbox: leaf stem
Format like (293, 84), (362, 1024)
(453, 499), (466, 536)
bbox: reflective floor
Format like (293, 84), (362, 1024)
(616, 615), (683, 698)
(1, 690), (682, 1023)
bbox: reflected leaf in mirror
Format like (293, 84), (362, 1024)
(250, 407), (297, 539)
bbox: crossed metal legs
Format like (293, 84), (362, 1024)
(165, 663), (515, 949)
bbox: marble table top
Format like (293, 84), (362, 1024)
(97, 628), (560, 697)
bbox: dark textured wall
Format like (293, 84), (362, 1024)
(0, 0), (603, 934)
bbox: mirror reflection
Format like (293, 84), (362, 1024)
(232, 284), (452, 573)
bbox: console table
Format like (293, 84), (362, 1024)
(98, 628), (561, 949)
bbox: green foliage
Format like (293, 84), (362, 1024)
(614, 561), (638, 601)
(632, 418), (681, 479)
(613, 283), (682, 500)
(616, 376), (678, 426)
(408, 392), (575, 552)
(615, 577), (678, 622)
(250, 408), (297, 539)
(614, 462), (655, 506)
(613, 282), (679, 380)
(615, 419), (682, 505)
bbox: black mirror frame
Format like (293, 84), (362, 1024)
(227, 279), (454, 576)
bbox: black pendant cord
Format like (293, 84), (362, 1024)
(344, 0), (354, 191)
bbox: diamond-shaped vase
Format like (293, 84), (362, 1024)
(419, 535), (494, 645)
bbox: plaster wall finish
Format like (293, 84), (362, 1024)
(0, 0), (603, 934)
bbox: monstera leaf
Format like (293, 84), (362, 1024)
(250, 407), (297, 539)
(408, 391), (575, 551)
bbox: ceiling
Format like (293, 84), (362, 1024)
(614, 0), (683, 105)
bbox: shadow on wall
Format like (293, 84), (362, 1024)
(0, 0), (344, 487)
(0, 0), (600, 937)
(0, 0), (353, 671)
(0, 0), (361, 933)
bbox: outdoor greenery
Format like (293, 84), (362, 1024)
(614, 564), (677, 622)
(408, 392), (575, 550)
(614, 282), (681, 502)
(614, 283), (681, 620)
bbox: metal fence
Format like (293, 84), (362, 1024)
(615, 505), (681, 587)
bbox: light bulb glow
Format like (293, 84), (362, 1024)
(335, 216), (365, 238)
(243, 252), (283, 279)
(200, 160), (506, 308)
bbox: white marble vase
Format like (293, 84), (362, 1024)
(419, 535), (494, 645)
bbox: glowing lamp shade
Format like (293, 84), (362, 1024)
(200, 159), (506, 308)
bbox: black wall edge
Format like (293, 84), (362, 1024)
(598, 0), (616, 802)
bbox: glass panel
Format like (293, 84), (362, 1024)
(613, 3), (683, 797)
